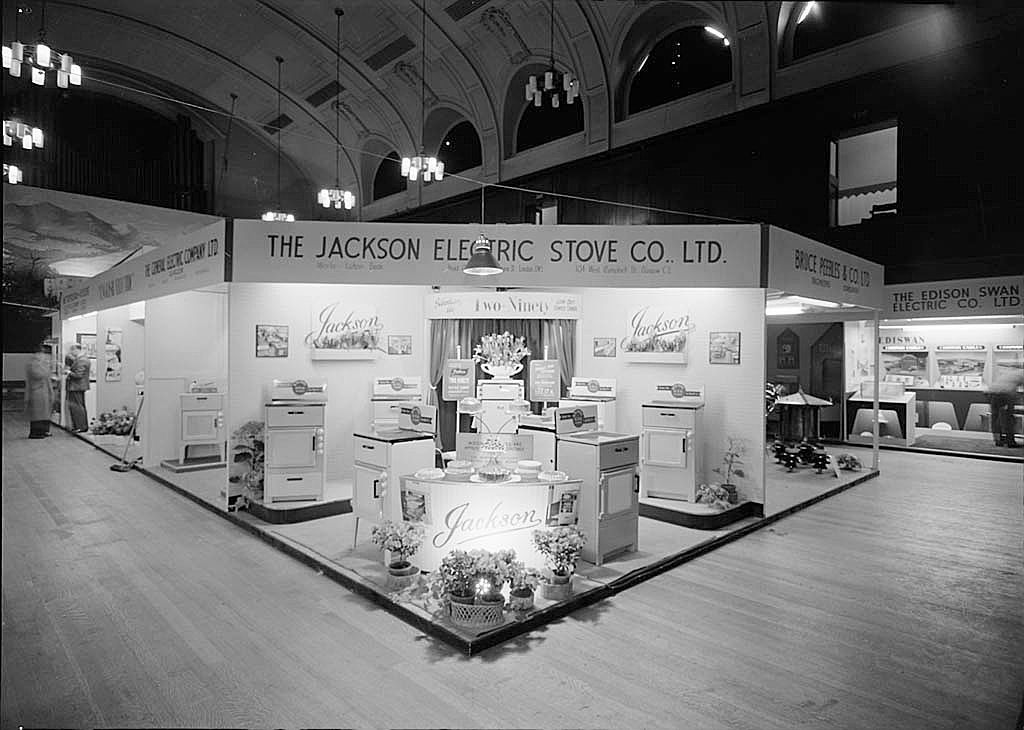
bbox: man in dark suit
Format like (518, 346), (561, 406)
(65, 344), (91, 432)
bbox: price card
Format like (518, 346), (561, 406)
(529, 359), (560, 402)
(442, 359), (476, 401)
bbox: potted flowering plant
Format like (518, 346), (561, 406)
(370, 520), (425, 588)
(428, 549), (477, 606)
(473, 331), (530, 379)
(695, 483), (732, 511)
(507, 560), (542, 611)
(531, 526), (587, 600)
(711, 436), (747, 504)
(468, 548), (515, 606)
(230, 420), (265, 502)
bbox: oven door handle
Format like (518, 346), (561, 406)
(598, 475), (606, 519)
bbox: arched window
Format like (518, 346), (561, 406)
(372, 151), (406, 201)
(438, 121), (482, 174)
(628, 26), (731, 116)
(785, 2), (941, 65)
(516, 100), (584, 153)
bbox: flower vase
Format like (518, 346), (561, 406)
(508, 587), (535, 612)
(386, 560), (420, 590)
(481, 362), (522, 380)
(540, 572), (573, 601)
(448, 592), (505, 628)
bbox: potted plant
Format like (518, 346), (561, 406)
(712, 436), (747, 504)
(468, 548), (515, 606)
(230, 420), (265, 503)
(428, 549), (477, 607)
(507, 560), (542, 612)
(531, 526), (586, 601)
(370, 520), (425, 589)
(695, 483), (732, 511)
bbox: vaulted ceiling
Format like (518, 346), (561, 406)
(5, 1), (999, 218)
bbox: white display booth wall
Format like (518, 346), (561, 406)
(575, 287), (767, 505)
(95, 303), (146, 416)
(227, 283), (430, 492)
(143, 285), (229, 470)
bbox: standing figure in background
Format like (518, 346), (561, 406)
(25, 343), (55, 439)
(65, 344), (91, 432)
(986, 363), (1024, 448)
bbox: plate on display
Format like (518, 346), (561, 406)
(414, 467), (445, 480)
(469, 473), (522, 484)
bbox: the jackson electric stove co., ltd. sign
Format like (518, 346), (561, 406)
(399, 477), (581, 572)
(230, 221), (763, 288)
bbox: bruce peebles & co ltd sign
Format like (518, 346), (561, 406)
(231, 221), (763, 288)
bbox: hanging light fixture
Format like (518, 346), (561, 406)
(703, 26), (730, 47)
(2, 2), (82, 87)
(3, 119), (43, 148)
(525, 0), (579, 109)
(262, 55), (295, 222)
(463, 184), (502, 276)
(318, 8), (356, 211)
(401, 0), (444, 183)
(3, 163), (23, 184)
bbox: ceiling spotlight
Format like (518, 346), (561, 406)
(317, 8), (356, 213)
(401, 0), (445, 183)
(525, 0), (580, 109)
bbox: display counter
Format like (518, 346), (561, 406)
(399, 474), (581, 572)
(847, 391), (916, 446)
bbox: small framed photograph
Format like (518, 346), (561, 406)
(76, 332), (97, 359)
(388, 335), (413, 356)
(710, 331), (741, 365)
(256, 324), (289, 358)
(593, 337), (617, 358)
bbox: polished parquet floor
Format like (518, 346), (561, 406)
(2, 413), (1022, 730)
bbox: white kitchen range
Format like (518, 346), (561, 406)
(263, 379), (328, 503)
(640, 383), (705, 501)
(554, 404), (640, 566)
(351, 402), (437, 544)
(370, 375), (423, 431)
(559, 377), (618, 431)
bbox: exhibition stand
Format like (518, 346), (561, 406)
(850, 275), (1024, 458)
(59, 220), (231, 508)
(57, 216), (884, 653)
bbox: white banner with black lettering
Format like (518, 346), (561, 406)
(884, 276), (1023, 318)
(231, 221), (762, 288)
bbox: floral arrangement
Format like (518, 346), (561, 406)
(230, 420), (265, 496)
(473, 331), (530, 368)
(370, 520), (425, 566)
(468, 548), (516, 595)
(90, 408), (135, 435)
(428, 549), (478, 599)
(836, 453), (862, 471)
(531, 526), (587, 576)
(695, 483), (732, 510)
(712, 437), (747, 485)
(508, 560), (542, 594)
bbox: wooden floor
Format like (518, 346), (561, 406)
(3, 413), (1022, 730)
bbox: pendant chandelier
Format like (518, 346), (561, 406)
(4, 163), (23, 184)
(463, 184), (502, 276)
(401, 0), (444, 183)
(262, 55), (295, 222)
(2, 2), (82, 87)
(525, 0), (579, 108)
(318, 8), (356, 211)
(3, 119), (43, 148)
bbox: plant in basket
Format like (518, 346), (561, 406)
(473, 331), (530, 378)
(428, 549), (477, 606)
(531, 526), (586, 601)
(468, 548), (516, 605)
(695, 483), (732, 511)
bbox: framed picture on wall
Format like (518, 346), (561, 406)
(388, 335), (413, 356)
(709, 331), (741, 364)
(593, 337), (616, 358)
(256, 324), (289, 358)
(75, 332), (97, 359)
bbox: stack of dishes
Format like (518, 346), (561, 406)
(538, 470), (569, 482)
(477, 462), (512, 482)
(445, 460), (474, 478)
(414, 467), (445, 480)
(515, 460), (542, 479)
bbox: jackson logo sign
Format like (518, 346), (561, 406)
(621, 306), (695, 354)
(306, 302), (384, 352)
(432, 501), (544, 549)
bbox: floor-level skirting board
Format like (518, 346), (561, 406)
(62, 423), (881, 655)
